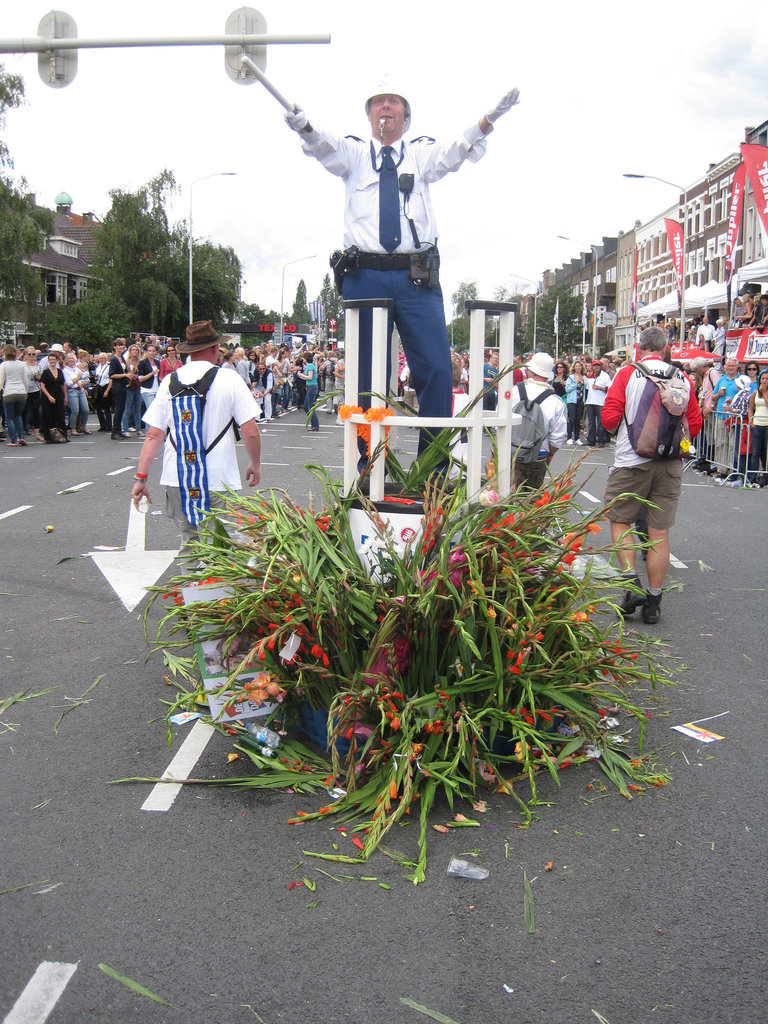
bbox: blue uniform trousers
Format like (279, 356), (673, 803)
(342, 267), (452, 456)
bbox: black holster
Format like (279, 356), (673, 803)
(409, 248), (440, 289)
(329, 246), (360, 292)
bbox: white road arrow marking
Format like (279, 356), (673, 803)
(90, 500), (179, 612)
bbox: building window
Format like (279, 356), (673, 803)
(45, 272), (67, 305)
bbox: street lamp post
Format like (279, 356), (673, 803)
(280, 255), (316, 345)
(623, 173), (687, 345)
(558, 235), (600, 359)
(189, 172), (236, 325)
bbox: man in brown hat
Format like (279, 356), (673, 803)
(130, 321), (262, 539)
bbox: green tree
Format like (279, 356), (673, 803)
(178, 238), (241, 336)
(0, 66), (53, 324)
(238, 300), (277, 346)
(42, 289), (133, 350)
(493, 282), (532, 354)
(532, 282), (583, 356)
(291, 279), (310, 326)
(318, 272), (344, 341)
(447, 279), (478, 351)
(239, 301), (270, 324)
(93, 170), (182, 333)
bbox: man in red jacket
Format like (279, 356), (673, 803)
(601, 326), (702, 624)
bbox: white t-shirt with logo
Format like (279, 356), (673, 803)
(143, 360), (259, 490)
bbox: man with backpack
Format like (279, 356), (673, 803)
(510, 352), (567, 490)
(601, 326), (702, 624)
(130, 321), (262, 541)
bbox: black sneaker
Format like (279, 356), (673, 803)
(618, 575), (644, 616)
(642, 593), (662, 624)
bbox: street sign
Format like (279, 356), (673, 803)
(604, 311), (618, 327)
(37, 11), (78, 88)
(595, 305), (607, 327)
(224, 7), (267, 84)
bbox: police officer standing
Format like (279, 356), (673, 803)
(284, 80), (520, 463)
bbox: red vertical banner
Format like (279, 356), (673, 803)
(664, 218), (684, 304)
(630, 244), (638, 323)
(741, 143), (768, 240)
(725, 162), (746, 284)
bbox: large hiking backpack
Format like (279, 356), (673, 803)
(509, 382), (553, 463)
(625, 362), (690, 459)
(168, 366), (234, 525)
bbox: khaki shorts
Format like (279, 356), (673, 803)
(165, 487), (231, 543)
(603, 460), (683, 530)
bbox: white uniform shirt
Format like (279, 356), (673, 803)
(142, 360), (259, 491)
(299, 124), (488, 253)
(520, 379), (568, 455)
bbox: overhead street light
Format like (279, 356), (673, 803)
(280, 255), (317, 345)
(624, 173), (687, 342)
(189, 172), (236, 325)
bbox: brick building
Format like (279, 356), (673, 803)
(542, 119), (768, 354)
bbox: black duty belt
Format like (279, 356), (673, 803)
(357, 252), (415, 271)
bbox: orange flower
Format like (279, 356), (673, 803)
(534, 491), (552, 508)
(338, 404), (363, 420)
(363, 406), (395, 423)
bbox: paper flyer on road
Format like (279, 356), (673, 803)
(181, 583), (277, 724)
(671, 723), (725, 742)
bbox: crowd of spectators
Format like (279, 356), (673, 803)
(4, 330), (766, 489)
(0, 335), (347, 445)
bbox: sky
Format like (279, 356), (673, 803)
(2, 0), (767, 325)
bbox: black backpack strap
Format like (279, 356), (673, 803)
(533, 387), (554, 406)
(205, 417), (237, 454)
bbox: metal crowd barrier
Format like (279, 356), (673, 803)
(697, 413), (758, 487)
(341, 298), (521, 501)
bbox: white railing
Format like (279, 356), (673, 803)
(342, 298), (521, 501)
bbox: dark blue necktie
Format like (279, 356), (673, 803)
(378, 146), (400, 253)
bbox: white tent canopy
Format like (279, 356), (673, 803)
(737, 257), (768, 287)
(697, 279), (729, 308)
(636, 284), (707, 320)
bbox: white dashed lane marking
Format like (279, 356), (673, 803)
(3, 961), (78, 1024)
(0, 505), (33, 521)
(141, 720), (216, 812)
(56, 481), (93, 494)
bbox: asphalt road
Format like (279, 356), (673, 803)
(1, 411), (766, 1024)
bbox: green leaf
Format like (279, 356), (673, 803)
(0, 879), (51, 897)
(523, 871), (535, 934)
(400, 997), (463, 1024)
(98, 964), (173, 1006)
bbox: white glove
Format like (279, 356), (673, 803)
(284, 107), (309, 132)
(486, 88), (520, 123)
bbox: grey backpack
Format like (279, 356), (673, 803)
(509, 383), (553, 463)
